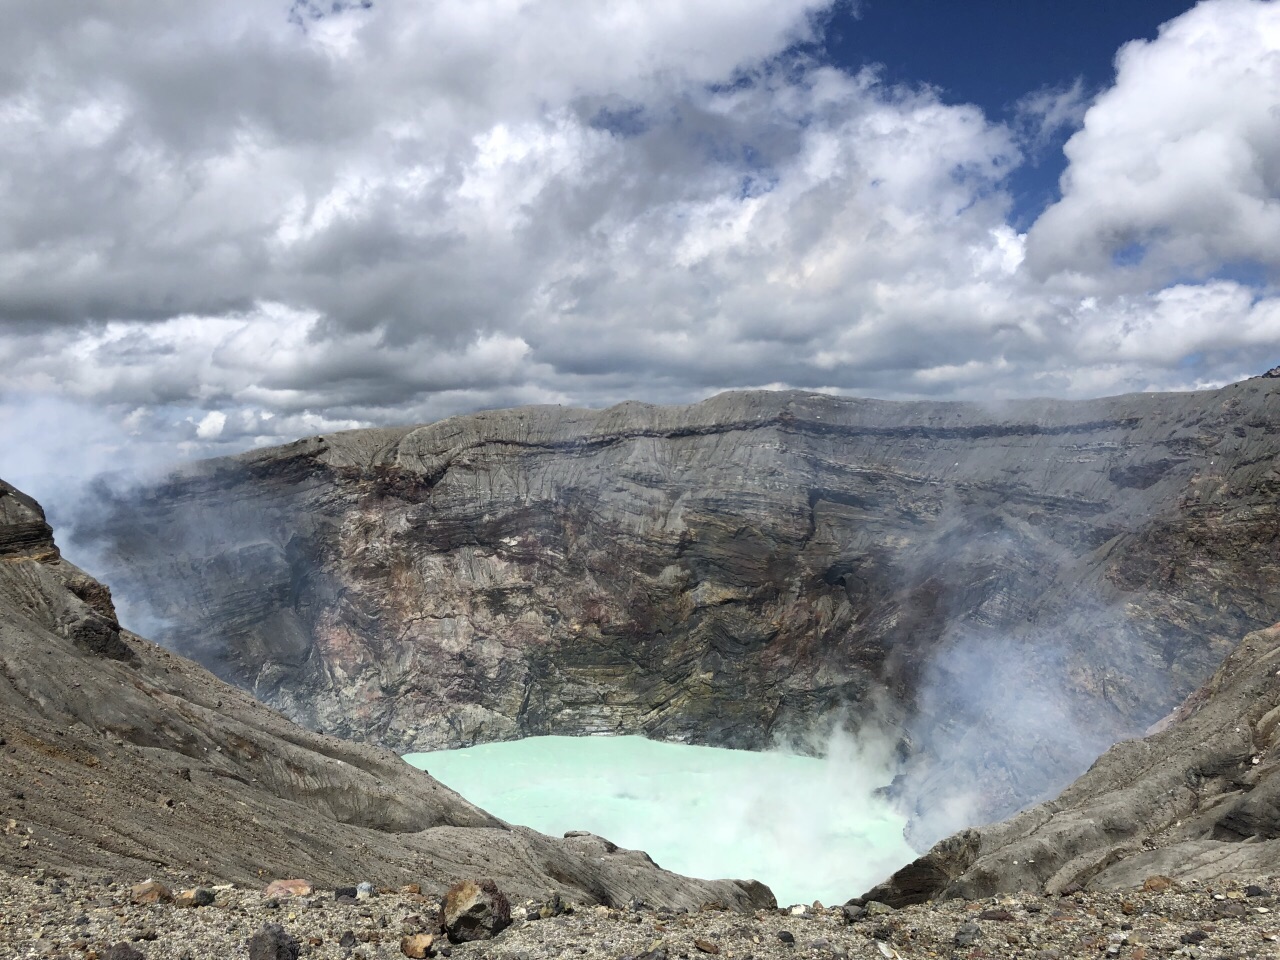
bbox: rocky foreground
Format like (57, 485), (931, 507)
(4, 870), (1280, 959)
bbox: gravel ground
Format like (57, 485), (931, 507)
(3, 869), (1280, 960)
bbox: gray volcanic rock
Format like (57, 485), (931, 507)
(0, 480), (772, 910)
(863, 621), (1280, 904)
(82, 380), (1280, 843)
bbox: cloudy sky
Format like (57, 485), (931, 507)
(3, 0), (1280, 477)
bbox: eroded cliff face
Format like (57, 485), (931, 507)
(82, 381), (1280, 844)
(0, 478), (772, 909)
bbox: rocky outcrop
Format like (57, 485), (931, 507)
(0, 480), (772, 910)
(863, 622), (1280, 904)
(82, 379), (1280, 843)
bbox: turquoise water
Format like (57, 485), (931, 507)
(404, 735), (915, 906)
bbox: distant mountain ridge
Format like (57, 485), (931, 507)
(84, 379), (1280, 844)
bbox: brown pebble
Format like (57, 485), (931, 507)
(401, 932), (435, 958)
(129, 880), (173, 905)
(174, 887), (215, 908)
(1142, 876), (1175, 893)
(695, 938), (721, 954)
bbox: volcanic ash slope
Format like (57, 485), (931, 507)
(865, 620), (1280, 905)
(0, 479), (772, 910)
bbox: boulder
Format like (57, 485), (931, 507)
(439, 879), (512, 943)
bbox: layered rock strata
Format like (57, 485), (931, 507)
(83, 379), (1280, 841)
(0, 480), (771, 910)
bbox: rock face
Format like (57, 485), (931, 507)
(83, 380), (1280, 842)
(0, 479), (772, 910)
(863, 622), (1280, 904)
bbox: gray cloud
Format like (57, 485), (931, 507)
(1, 0), (1279, 472)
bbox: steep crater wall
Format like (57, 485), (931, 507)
(82, 382), (1280, 845)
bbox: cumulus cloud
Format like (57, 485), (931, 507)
(1, 0), (1279, 472)
(1026, 0), (1280, 288)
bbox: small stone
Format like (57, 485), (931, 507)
(248, 923), (301, 960)
(335, 887), (358, 900)
(129, 880), (173, 905)
(174, 887), (215, 908)
(102, 946), (145, 960)
(954, 922), (981, 946)
(400, 933), (435, 958)
(1179, 930), (1208, 945)
(694, 939), (720, 954)
(1142, 876), (1175, 893)
(841, 904), (867, 924)
(537, 892), (565, 920)
(776, 931), (795, 945)
(263, 879), (313, 898)
(357, 881), (375, 900)
(1246, 885), (1271, 897)
(339, 930), (358, 949)
(401, 883), (422, 895)
(864, 901), (895, 916)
